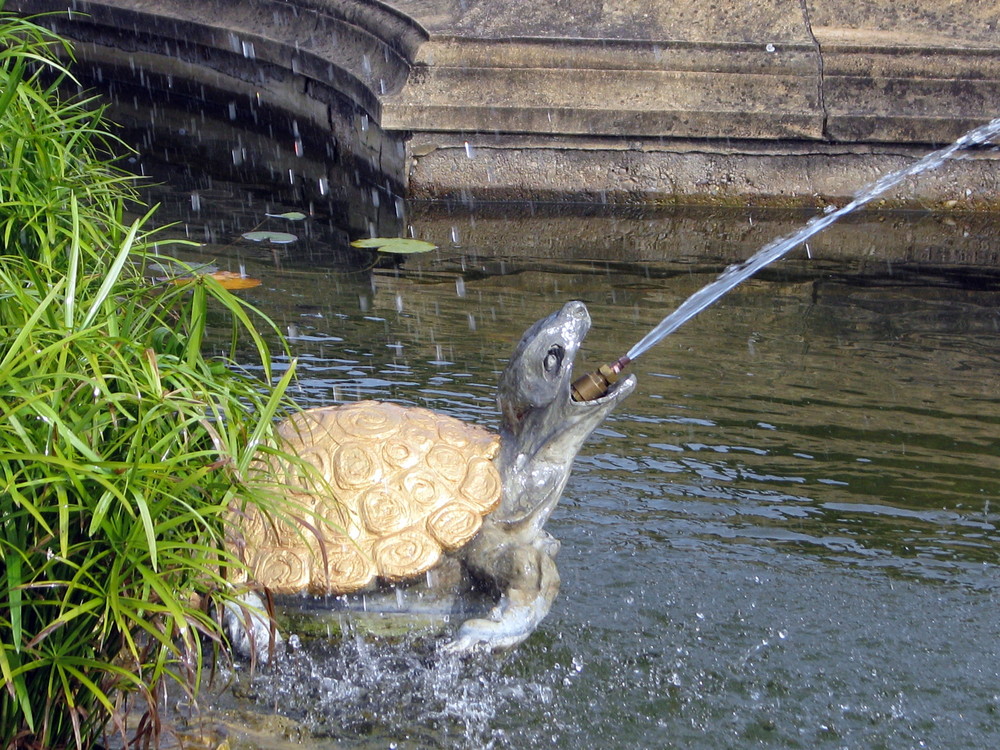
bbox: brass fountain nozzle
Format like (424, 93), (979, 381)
(571, 356), (631, 402)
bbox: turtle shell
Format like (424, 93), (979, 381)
(235, 401), (502, 595)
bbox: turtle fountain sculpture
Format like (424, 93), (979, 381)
(225, 300), (635, 656)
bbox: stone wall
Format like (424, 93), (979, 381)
(9, 0), (1000, 205)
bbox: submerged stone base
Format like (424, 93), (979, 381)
(8, 0), (1000, 206)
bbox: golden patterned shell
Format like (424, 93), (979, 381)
(235, 401), (502, 595)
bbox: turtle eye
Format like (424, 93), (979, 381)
(542, 344), (564, 375)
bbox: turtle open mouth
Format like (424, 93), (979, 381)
(569, 353), (636, 404)
(600, 370), (636, 400)
(573, 367), (636, 405)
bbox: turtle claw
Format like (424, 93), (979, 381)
(440, 629), (492, 654)
(443, 593), (552, 653)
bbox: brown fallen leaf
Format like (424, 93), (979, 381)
(169, 271), (262, 290)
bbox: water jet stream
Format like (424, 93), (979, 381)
(571, 116), (1000, 402)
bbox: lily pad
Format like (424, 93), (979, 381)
(350, 237), (437, 254)
(265, 211), (307, 221)
(242, 230), (298, 244)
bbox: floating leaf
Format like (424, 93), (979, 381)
(350, 237), (437, 254)
(170, 271), (262, 290)
(210, 271), (263, 289)
(242, 230), (298, 244)
(265, 211), (307, 221)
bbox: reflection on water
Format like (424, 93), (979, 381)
(624, 116), (1000, 362)
(126, 128), (1000, 750)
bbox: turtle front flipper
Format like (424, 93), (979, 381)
(446, 528), (561, 652)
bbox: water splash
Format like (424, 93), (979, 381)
(229, 634), (520, 746)
(626, 117), (1000, 361)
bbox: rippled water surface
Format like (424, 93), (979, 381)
(119, 109), (1000, 749)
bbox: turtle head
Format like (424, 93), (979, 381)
(494, 301), (636, 528)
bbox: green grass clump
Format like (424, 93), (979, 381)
(1, 11), (297, 748)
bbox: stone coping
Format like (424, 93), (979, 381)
(8, 0), (1000, 204)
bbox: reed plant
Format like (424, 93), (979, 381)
(1, 10), (297, 748)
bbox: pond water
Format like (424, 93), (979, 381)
(111, 96), (1000, 749)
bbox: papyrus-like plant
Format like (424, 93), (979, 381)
(1, 9), (297, 748)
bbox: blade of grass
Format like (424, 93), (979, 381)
(80, 220), (140, 330)
(0, 55), (26, 120)
(236, 357), (298, 475)
(8, 553), (23, 653)
(0, 280), (66, 375)
(63, 195), (81, 329)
